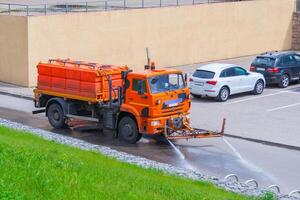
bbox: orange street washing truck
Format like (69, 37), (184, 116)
(33, 58), (225, 143)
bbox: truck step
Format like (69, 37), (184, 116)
(66, 114), (99, 122)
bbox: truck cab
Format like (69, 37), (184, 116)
(118, 68), (191, 143)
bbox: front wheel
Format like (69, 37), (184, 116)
(216, 87), (230, 102)
(118, 116), (142, 144)
(278, 74), (289, 88)
(253, 80), (264, 95)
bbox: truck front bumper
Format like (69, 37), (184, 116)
(143, 113), (190, 135)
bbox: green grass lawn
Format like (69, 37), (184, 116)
(0, 126), (272, 200)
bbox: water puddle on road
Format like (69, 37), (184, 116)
(167, 139), (199, 171)
(222, 138), (266, 174)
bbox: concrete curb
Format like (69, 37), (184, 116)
(0, 91), (33, 101)
(224, 134), (300, 152)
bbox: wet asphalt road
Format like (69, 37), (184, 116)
(0, 94), (300, 193)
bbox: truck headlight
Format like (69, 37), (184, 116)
(151, 120), (160, 126)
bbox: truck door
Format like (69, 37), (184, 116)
(126, 77), (150, 118)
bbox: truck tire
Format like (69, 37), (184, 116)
(118, 116), (142, 144)
(47, 103), (67, 129)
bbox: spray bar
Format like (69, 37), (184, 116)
(166, 118), (226, 140)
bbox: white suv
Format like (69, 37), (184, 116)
(189, 63), (265, 102)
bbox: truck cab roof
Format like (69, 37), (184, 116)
(129, 68), (183, 78)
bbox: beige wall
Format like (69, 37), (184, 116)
(1, 0), (296, 86)
(0, 15), (28, 86)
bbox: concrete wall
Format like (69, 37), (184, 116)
(0, 16), (28, 86)
(0, 0), (296, 86)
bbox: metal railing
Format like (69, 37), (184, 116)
(0, 0), (248, 16)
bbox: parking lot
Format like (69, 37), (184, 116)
(175, 55), (300, 147)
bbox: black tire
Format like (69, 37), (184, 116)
(216, 87), (230, 102)
(191, 93), (202, 98)
(278, 74), (289, 88)
(118, 116), (142, 144)
(47, 103), (67, 129)
(253, 80), (264, 95)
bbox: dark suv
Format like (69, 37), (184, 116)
(250, 51), (300, 88)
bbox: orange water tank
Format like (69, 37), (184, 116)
(37, 59), (129, 102)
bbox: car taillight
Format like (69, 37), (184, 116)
(189, 78), (193, 82)
(267, 67), (279, 73)
(250, 66), (256, 71)
(206, 80), (217, 85)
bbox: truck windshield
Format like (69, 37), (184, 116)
(148, 73), (185, 94)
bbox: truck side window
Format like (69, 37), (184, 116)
(132, 79), (147, 93)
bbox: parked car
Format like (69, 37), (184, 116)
(189, 63), (265, 102)
(250, 51), (300, 88)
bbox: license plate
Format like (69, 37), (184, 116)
(256, 67), (265, 71)
(195, 82), (204, 86)
(168, 103), (178, 107)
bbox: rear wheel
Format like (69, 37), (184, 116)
(118, 116), (142, 144)
(47, 103), (67, 129)
(253, 80), (264, 95)
(278, 74), (289, 88)
(216, 87), (229, 102)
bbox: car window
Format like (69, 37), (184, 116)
(220, 68), (235, 78)
(281, 55), (295, 65)
(252, 57), (275, 67)
(293, 54), (300, 63)
(193, 70), (215, 79)
(234, 67), (247, 76)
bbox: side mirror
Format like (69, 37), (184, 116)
(137, 80), (146, 95)
(245, 72), (250, 76)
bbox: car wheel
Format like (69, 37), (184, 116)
(216, 87), (229, 102)
(118, 116), (142, 144)
(47, 103), (67, 129)
(278, 74), (289, 88)
(191, 93), (202, 98)
(253, 80), (264, 95)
